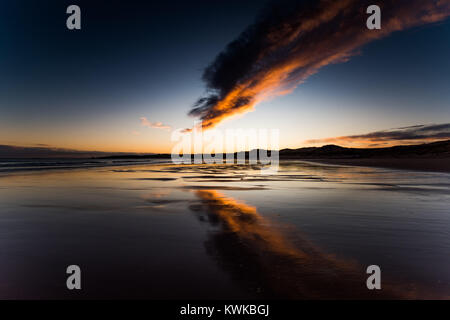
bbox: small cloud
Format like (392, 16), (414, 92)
(140, 117), (171, 130)
(131, 130), (141, 136)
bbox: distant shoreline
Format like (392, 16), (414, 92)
(1, 140), (449, 174)
(278, 139), (450, 173)
(1, 157), (449, 175)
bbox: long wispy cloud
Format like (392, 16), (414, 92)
(305, 123), (450, 147)
(188, 0), (450, 130)
(140, 117), (171, 130)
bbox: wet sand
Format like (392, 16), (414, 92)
(0, 161), (449, 299)
(298, 158), (450, 173)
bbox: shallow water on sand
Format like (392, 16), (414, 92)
(0, 161), (449, 299)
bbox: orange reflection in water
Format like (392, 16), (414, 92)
(196, 190), (302, 258)
(194, 190), (425, 299)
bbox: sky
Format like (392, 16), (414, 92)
(1, 0), (450, 153)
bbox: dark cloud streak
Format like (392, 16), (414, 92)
(188, 0), (450, 129)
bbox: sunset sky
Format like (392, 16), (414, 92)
(1, 0), (450, 153)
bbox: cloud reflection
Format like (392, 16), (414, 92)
(191, 189), (424, 299)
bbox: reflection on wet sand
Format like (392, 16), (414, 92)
(2, 161), (449, 299)
(191, 190), (419, 299)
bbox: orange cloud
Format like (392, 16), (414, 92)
(140, 117), (171, 130)
(188, 0), (450, 130)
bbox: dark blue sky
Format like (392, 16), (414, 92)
(1, 0), (449, 152)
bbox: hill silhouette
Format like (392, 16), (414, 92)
(279, 139), (450, 159)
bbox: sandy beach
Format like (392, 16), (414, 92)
(1, 160), (449, 299)
(298, 158), (450, 173)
